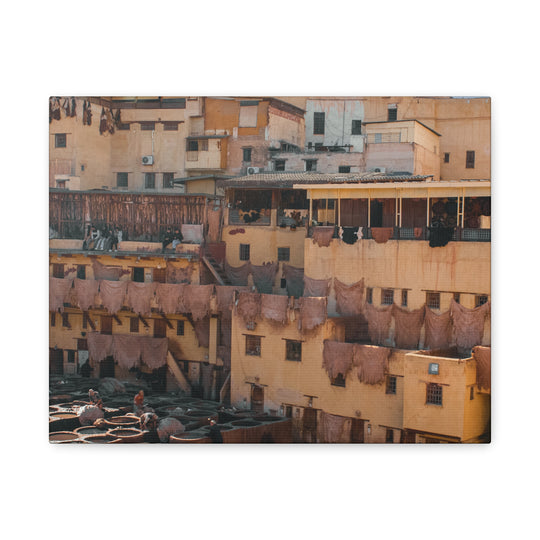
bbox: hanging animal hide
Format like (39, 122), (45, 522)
(364, 303), (393, 345)
(49, 277), (73, 312)
(298, 297), (327, 331)
(251, 262), (279, 294)
(303, 275), (331, 297)
(334, 278), (365, 316)
(318, 412), (352, 443)
(322, 341), (354, 379)
(155, 283), (187, 314)
(424, 308), (453, 350)
(282, 264), (304, 298)
(370, 227), (394, 244)
(353, 344), (390, 385)
(450, 299), (490, 354)
(472, 346), (491, 391)
(87, 332), (114, 368)
(112, 334), (142, 370)
(98, 280), (128, 314)
(126, 282), (157, 316)
(185, 284), (214, 321)
(312, 226), (335, 247)
(224, 261), (252, 286)
(73, 278), (99, 311)
(192, 318), (210, 348)
(166, 263), (192, 284)
(140, 337), (169, 369)
(236, 292), (261, 325)
(260, 294), (289, 325)
(392, 304), (425, 349)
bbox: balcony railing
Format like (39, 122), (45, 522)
(307, 226), (491, 243)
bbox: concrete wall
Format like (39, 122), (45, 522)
(270, 151), (365, 173)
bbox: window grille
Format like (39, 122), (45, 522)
(426, 383), (443, 406)
(381, 289), (394, 305)
(426, 292), (440, 309)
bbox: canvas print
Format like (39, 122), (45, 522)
(49, 96), (491, 444)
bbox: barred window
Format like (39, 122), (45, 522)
(140, 122), (155, 131)
(163, 172), (175, 189)
(331, 373), (346, 387)
(351, 120), (362, 135)
(401, 290), (408, 307)
(386, 375), (397, 395)
(305, 159), (317, 172)
(285, 340), (302, 362)
(277, 247), (290, 261)
(388, 107), (397, 121)
(426, 383), (443, 406)
(246, 335), (261, 356)
(187, 139), (199, 151)
(117, 172), (128, 188)
(338, 166), (351, 173)
(381, 288), (394, 305)
(475, 295), (488, 307)
(177, 320), (185, 336)
(130, 317), (139, 333)
(53, 263), (65, 278)
(239, 244), (250, 261)
(426, 292), (440, 309)
(144, 173), (155, 189)
(313, 112), (325, 135)
(274, 160), (286, 171)
(55, 133), (67, 148)
(366, 287), (373, 304)
(163, 122), (179, 131)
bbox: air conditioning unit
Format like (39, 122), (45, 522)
(369, 167), (386, 173)
(247, 167), (260, 175)
(142, 155), (154, 165)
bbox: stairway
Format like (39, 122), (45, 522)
(202, 255), (231, 285)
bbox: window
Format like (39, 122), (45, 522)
(144, 173), (155, 189)
(386, 375), (397, 395)
(51, 312), (56, 326)
(200, 139), (209, 151)
(77, 265), (86, 280)
(277, 247), (290, 261)
(67, 350), (76, 363)
(62, 313), (70, 328)
(475, 295), (488, 307)
(163, 121), (179, 131)
(401, 290), (408, 307)
(140, 122), (155, 131)
(470, 386), (475, 400)
(374, 133), (382, 143)
(130, 317), (139, 333)
(187, 139), (199, 151)
(118, 122), (130, 131)
(239, 101), (258, 127)
(153, 267), (167, 283)
(305, 159), (317, 172)
(386, 429), (394, 443)
(154, 318), (167, 338)
(274, 160), (286, 171)
(82, 312), (89, 329)
(313, 112), (325, 135)
(163, 172), (174, 189)
(176, 320), (185, 336)
(366, 287), (373, 304)
(239, 244), (250, 261)
(117, 172), (128, 188)
(381, 288), (394, 305)
(351, 120), (362, 135)
(100, 315), (113, 335)
(454, 293), (460, 304)
(426, 292), (440, 309)
(444, 152), (450, 163)
(280, 278), (287, 289)
(132, 267), (145, 283)
(388, 107), (397, 121)
(285, 340), (302, 362)
(52, 263), (64, 278)
(242, 148), (252, 162)
(314, 143), (323, 151)
(331, 373), (346, 387)
(285, 405), (293, 418)
(338, 166), (351, 173)
(245, 335), (261, 356)
(161, 98), (186, 109)
(55, 133), (67, 148)
(426, 383), (443, 406)
(466, 151), (475, 169)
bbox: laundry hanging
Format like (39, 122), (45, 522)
(340, 226), (359, 245)
(312, 226), (335, 247)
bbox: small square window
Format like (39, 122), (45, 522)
(366, 287), (373, 304)
(428, 363), (439, 375)
(177, 320), (185, 336)
(351, 120), (362, 135)
(305, 159), (317, 172)
(117, 172), (128, 188)
(163, 172), (174, 189)
(277, 247), (290, 261)
(401, 290), (408, 307)
(243, 148), (252, 162)
(286, 340), (302, 362)
(331, 373), (346, 387)
(466, 150), (475, 169)
(187, 139), (199, 151)
(388, 107), (397, 121)
(55, 133), (67, 148)
(374, 133), (382, 143)
(239, 244), (250, 261)
(130, 317), (139, 333)
(475, 295), (488, 307)
(77, 265), (86, 280)
(313, 112), (325, 135)
(144, 173), (155, 189)
(444, 153), (450, 163)
(426, 292), (440, 309)
(381, 289), (394, 305)
(338, 166), (351, 173)
(386, 375), (397, 395)
(246, 335), (261, 356)
(426, 383), (443, 406)
(274, 160), (286, 171)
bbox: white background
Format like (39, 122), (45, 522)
(1, 1), (536, 539)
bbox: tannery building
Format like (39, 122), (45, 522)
(49, 96), (491, 443)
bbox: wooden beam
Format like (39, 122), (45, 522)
(138, 314), (149, 328)
(84, 311), (96, 331)
(160, 313), (173, 329)
(113, 314), (122, 325)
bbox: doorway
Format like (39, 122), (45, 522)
(49, 348), (64, 376)
(99, 355), (115, 378)
(351, 419), (365, 443)
(302, 408), (318, 443)
(251, 385), (264, 414)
